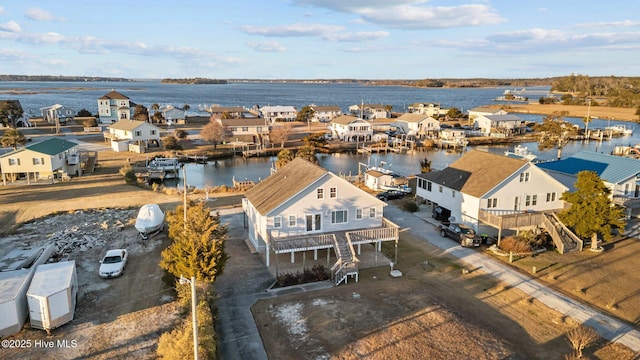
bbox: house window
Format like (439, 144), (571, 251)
(120, 113), (127, 119)
(230, 127), (237, 132)
(532, 195), (537, 206)
(452, 190), (456, 198)
(369, 207), (376, 218)
(242, 127), (248, 132)
(135, 130), (141, 137)
(32, 157), (44, 165)
(514, 196), (519, 211)
(525, 195), (531, 206)
(519, 172), (530, 182)
(151, 130), (156, 135)
(330, 187), (337, 198)
(487, 198), (497, 208)
(331, 210), (347, 224)
(625, 183), (630, 195)
(356, 208), (363, 220)
(274, 216), (282, 228)
(546, 192), (556, 202)
(8, 158), (19, 165)
(317, 188), (324, 199)
(288, 215), (296, 226)
(427, 181), (432, 191)
(439, 185), (443, 193)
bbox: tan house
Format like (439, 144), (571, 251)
(208, 106), (245, 119)
(218, 118), (270, 144)
(242, 158), (399, 285)
(393, 113), (440, 137)
(407, 102), (447, 117)
(0, 138), (80, 185)
(104, 120), (161, 152)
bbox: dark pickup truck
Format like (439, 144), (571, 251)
(438, 223), (482, 247)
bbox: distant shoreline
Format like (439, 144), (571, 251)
(499, 103), (638, 122)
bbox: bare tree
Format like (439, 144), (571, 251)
(200, 117), (230, 149)
(566, 325), (599, 358)
(269, 123), (293, 148)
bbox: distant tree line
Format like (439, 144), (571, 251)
(551, 74), (640, 109)
(161, 78), (227, 84)
(0, 75), (131, 82)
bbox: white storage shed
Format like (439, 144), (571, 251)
(27, 261), (78, 333)
(0, 269), (31, 337)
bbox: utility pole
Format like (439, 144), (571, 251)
(183, 165), (187, 230)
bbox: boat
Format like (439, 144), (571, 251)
(504, 144), (538, 162)
(605, 124), (633, 136)
(147, 157), (180, 179)
(380, 183), (412, 193)
(135, 204), (165, 239)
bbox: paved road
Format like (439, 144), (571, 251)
(383, 205), (640, 353)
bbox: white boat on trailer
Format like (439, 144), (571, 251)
(135, 204), (165, 239)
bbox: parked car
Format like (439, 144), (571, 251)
(99, 249), (128, 278)
(438, 223), (482, 247)
(376, 190), (405, 201)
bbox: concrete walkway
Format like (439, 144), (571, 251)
(383, 205), (640, 353)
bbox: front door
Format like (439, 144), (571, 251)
(305, 214), (322, 232)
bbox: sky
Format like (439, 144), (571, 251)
(0, 1), (639, 80)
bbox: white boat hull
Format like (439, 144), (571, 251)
(135, 204), (165, 239)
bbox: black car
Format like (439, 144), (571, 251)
(376, 190), (405, 201)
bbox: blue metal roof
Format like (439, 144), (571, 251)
(537, 151), (640, 184)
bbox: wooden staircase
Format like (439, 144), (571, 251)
(541, 212), (583, 254)
(331, 233), (359, 286)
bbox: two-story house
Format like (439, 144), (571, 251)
(309, 105), (342, 123)
(97, 91), (134, 124)
(473, 114), (526, 136)
(537, 151), (640, 218)
(242, 158), (399, 285)
(40, 104), (75, 125)
(329, 115), (373, 142)
(218, 118), (270, 144)
(407, 102), (447, 117)
(260, 105), (297, 123)
(393, 113), (440, 137)
(415, 150), (567, 229)
(348, 104), (389, 120)
(0, 138), (80, 185)
(104, 119), (161, 152)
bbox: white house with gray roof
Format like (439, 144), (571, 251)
(416, 150), (567, 229)
(393, 113), (439, 137)
(104, 119), (161, 152)
(329, 115), (373, 142)
(0, 138), (80, 185)
(537, 151), (640, 217)
(242, 158), (399, 284)
(473, 114), (526, 136)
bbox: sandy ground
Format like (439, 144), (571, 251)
(502, 103), (638, 121)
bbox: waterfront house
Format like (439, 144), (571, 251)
(407, 102), (447, 117)
(0, 138), (80, 185)
(160, 105), (186, 124)
(242, 158), (399, 285)
(40, 104), (75, 125)
(104, 119), (161, 152)
(97, 91), (134, 124)
(218, 118), (270, 145)
(309, 105), (342, 123)
(473, 114), (526, 136)
(259, 105), (297, 123)
(439, 128), (468, 147)
(415, 150), (567, 229)
(208, 106), (245, 119)
(348, 104), (390, 120)
(394, 113), (439, 137)
(467, 106), (508, 119)
(537, 151), (640, 218)
(329, 115), (373, 142)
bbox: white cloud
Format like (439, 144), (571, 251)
(293, 0), (504, 29)
(325, 31), (388, 42)
(0, 20), (21, 32)
(25, 7), (65, 22)
(247, 40), (286, 52)
(241, 23), (344, 37)
(0, 6), (5, 15)
(577, 20), (640, 28)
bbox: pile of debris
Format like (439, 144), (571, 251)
(4, 208), (137, 261)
